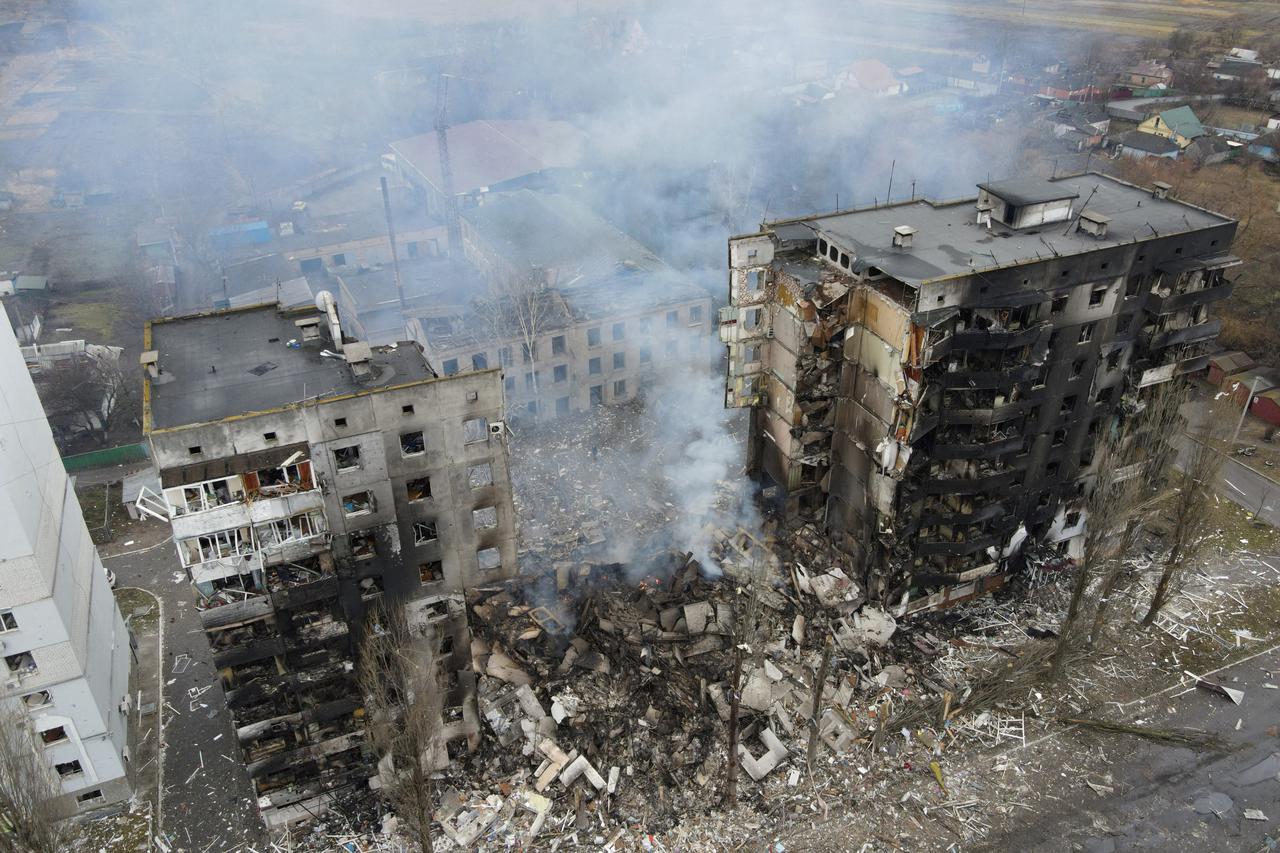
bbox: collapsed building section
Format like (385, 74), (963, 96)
(137, 294), (517, 824)
(722, 173), (1238, 610)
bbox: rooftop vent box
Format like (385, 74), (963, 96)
(294, 316), (323, 342)
(892, 225), (917, 249)
(1077, 209), (1111, 239)
(1152, 181), (1172, 200)
(139, 350), (159, 377)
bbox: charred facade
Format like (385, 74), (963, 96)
(137, 296), (516, 824)
(722, 173), (1238, 611)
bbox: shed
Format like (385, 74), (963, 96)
(1253, 389), (1280, 428)
(121, 467), (162, 521)
(14, 274), (49, 292)
(1208, 351), (1257, 386)
(1224, 367), (1280, 406)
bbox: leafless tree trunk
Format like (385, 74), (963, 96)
(805, 635), (833, 775)
(1049, 416), (1135, 682)
(358, 603), (445, 853)
(1141, 406), (1228, 627)
(0, 705), (74, 853)
(473, 270), (561, 414)
(1088, 381), (1187, 648)
(723, 641), (743, 809)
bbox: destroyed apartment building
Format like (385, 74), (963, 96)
(722, 173), (1239, 611)
(135, 292), (518, 824)
(407, 190), (716, 420)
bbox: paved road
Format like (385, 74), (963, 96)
(980, 641), (1280, 852)
(103, 541), (266, 850)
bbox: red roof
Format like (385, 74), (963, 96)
(390, 120), (586, 195)
(845, 59), (901, 93)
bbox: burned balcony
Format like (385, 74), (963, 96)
(919, 495), (1011, 527)
(921, 459), (1022, 494)
(1141, 317), (1222, 351)
(1144, 279), (1233, 315)
(213, 636), (287, 670)
(268, 560), (340, 610)
(932, 426), (1022, 460)
(928, 307), (1048, 360)
(915, 531), (1002, 557)
(937, 362), (1039, 391)
(939, 388), (1039, 427)
(286, 608), (350, 650)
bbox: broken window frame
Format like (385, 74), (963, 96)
(472, 506), (498, 530)
(467, 463), (493, 488)
(406, 477), (432, 502)
(471, 352), (488, 370)
(612, 321), (625, 341)
(419, 561), (444, 584)
(462, 418), (488, 444)
(348, 530), (376, 560)
(54, 760), (83, 778)
(179, 527), (253, 566)
(587, 327), (601, 347)
(342, 491), (375, 516)
(0, 610), (16, 632)
(333, 444), (361, 472)
(588, 357), (602, 375)
(612, 351), (625, 370)
(400, 430), (425, 457)
(5, 651), (36, 676)
(413, 521), (438, 545)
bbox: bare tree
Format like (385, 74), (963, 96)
(34, 350), (135, 447)
(1141, 403), (1229, 627)
(0, 704), (74, 853)
(472, 271), (566, 411)
(359, 603), (445, 853)
(1087, 381), (1187, 647)
(1049, 410), (1138, 681)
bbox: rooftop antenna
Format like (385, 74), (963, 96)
(1038, 236), (1061, 257)
(1062, 184), (1099, 236)
(380, 175), (407, 314)
(886, 160), (896, 204)
(1146, 222), (1160, 237)
(911, 179), (917, 200)
(435, 74), (463, 257)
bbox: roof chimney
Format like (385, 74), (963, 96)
(1152, 181), (1172, 200)
(892, 225), (916, 250)
(344, 341), (373, 378)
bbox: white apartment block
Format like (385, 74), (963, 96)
(0, 318), (133, 813)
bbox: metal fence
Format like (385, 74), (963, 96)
(62, 442), (150, 472)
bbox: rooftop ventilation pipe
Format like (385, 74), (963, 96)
(315, 290), (345, 354)
(892, 225), (916, 249)
(1152, 181), (1172, 200)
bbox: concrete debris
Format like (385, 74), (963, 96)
(738, 727), (789, 781)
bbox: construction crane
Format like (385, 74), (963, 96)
(436, 74), (463, 257)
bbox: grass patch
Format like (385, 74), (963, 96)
(76, 482), (114, 544)
(113, 587), (160, 634)
(1202, 491), (1280, 553)
(48, 299), (125, 343)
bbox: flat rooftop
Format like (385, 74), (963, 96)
(781, 173), (1234, 286)
(147, 304), (434, 430)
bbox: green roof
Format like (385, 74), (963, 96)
(1158, 105), (1206, 140)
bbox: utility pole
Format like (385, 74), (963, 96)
(1232, 375), (1263, 445)
(380, 176), (407, 315)
(435, 75), (463, 258)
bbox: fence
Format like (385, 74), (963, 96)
(62, 442), (149, 473)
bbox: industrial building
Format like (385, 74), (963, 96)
(408, 190), (717, 420)
(136, 293), (517, 824)
(0, 317), (134, 814)
(722, 173), (1238, 611)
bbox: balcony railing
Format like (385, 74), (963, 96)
(1144, 281), (1233, 316)
(1142, 318), (1222, 351)
(932, 433), (1023, 460)
(271, 574), (340, 611)
(921, 467), (1020, 494)
(936, 363), (1039, 390)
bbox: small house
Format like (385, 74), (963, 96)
(1138, 106), (1207, 148)
(1120, 130), (1180, 160)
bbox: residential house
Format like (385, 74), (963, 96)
(1120, 130), (1181, 160)
(1138, 106), (1207, 148)
(837, 59), (905, 96)
(1125, 61), (1174, 89)
(1186, 135), (1236, 165)
(1247, 131), (1280, 162)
